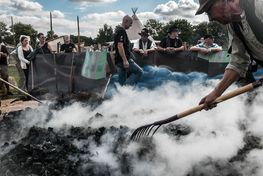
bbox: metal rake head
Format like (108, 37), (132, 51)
(130, 123), (162, 141)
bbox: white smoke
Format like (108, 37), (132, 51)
(7, 77), (263, 175)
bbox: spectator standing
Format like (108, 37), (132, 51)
(113, 15), (143, 86)
(17, 36), (33, 90)
(36, 33), (52, 54)
(60, 35), (76, 53)
(0, 40), (12, 95)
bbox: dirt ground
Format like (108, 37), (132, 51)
(0, 99), (39, 119)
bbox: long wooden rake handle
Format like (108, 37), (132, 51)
(0, 78), (43, 104)
(131, 77), (263, 140)
(178, 78), (262, 119)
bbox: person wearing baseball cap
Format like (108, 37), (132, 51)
(195, 0), (263, 109)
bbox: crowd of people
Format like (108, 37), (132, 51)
(2, 0), (262, 106)
(113, 15), (223, 86)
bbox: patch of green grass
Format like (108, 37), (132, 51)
(0, 65), (20, 98)
(8, 65), (20, 84)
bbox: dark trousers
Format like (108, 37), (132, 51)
(116, 59), (143, 86)
(23, 68), (29, 90)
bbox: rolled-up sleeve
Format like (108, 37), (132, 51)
(225, 25), (250, 78)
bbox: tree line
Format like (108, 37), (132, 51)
(0, 18), (228, 49)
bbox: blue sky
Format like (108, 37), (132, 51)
(0, 0), (207, 38)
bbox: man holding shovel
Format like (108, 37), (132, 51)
(196, 0), (263, 108)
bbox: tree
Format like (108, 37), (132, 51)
(192, 22), (209, 42)
(70, 35), (94, 46)
(11, 22), (38, 47)
(0, 22), (9, 39)
(207, 21), (228, 49)
(192, 21), (228, 49)
(0, 21), (14, 44)
(46, 30), (55, 40)
(144, 19), (164, 40)
(95, 24), (113, 44)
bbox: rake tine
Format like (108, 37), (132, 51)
(146, 125), (155, 136)
(141, 125), (151, 137)
(136, 126), (148, 140)
(152, 125), (162, 136)
(130, 124), (152, 141)
(133, 129), (142, 141)
(130, 128), (139, 141)
(133, 126), (146, 141)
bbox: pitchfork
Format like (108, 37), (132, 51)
(130, 76), (263, 141)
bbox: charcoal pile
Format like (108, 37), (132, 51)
(0, 109), (263, 176)
(0, 124), (138, 176)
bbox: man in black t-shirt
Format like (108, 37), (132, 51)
(113, 15), (143, 85)
(0, 42), (12, 95)
(157, 25), (184, 53)
(60, 35), (76, 53)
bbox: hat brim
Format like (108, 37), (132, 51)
(195, 1), (214, 15)
(168, 30), (178, 33)
(138, 32), (149, 36)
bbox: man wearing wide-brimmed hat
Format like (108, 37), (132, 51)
(157, 25), (184, 53)
(133, 28), (156, 57)
(195, 0), (263, 108)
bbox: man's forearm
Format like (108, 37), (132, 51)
(175, 46), (184, 51)
(146, 48), (155, 53)
(210, 48), (222, 52)
(214, 69), (240, 96)
(133, 48), (140, 53)
(0, 52), (8, 57)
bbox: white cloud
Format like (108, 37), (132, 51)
(0, 0), (12, 6)
(154, 1), (179, 16)
(81, 11), (126, 35)
(69, 0), (117, 8)
(70, 0), (116, 2)
(154, 0), (208, 25)
(0, 0), (209, 39)
(52, 10), (65, 18)
(137, 12), (160, 24)
(12, 0), (43, 11)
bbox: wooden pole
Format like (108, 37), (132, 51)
(11, 16), (16, 46)
(77, 16), (81, 53)
(0, 78), (42, 104)
(50, 12), (53, 39)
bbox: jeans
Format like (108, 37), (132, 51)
(116, 59), (143, 86)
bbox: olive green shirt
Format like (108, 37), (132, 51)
(226, 0), (263, 77)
